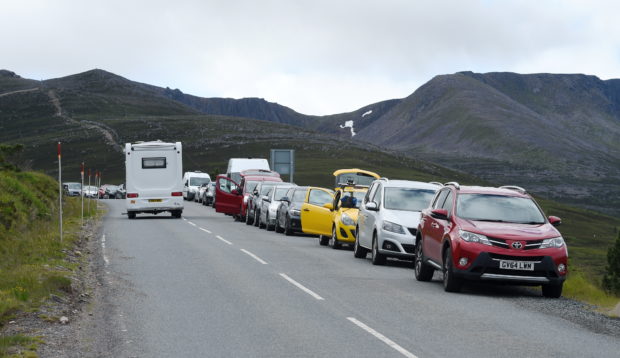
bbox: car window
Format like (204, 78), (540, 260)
(384, 188), (437, 211)
(308, 189), (332, 206)
(432, 189), (449, 209)
(245, 181), (259, 193)
(441, 191), (454, 214)
(341, 191), (365, 208)
(218, 178), (237, 193)
(365, 182), (378, 204)
(260, 184), (275, 196)
(457, 194), (546, 224)
(292, 189), (307, 203)
(371, 184), (382, 205)
(274, 188), (291, 201)
(190, 177), (210, 186)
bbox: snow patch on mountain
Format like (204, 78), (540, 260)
(339, 120), (356, 136)
(362, 110), (372, 117)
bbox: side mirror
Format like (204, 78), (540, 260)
(262, 195), (270, 202)
(365, 202), (379, 211)
(323, 202), (334, 210)
(431, 208), (449, 220)
(548, 216), (562, 227)
(281, 196), (290, 203)
(253, 190), (259, 195)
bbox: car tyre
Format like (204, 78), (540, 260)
(284, 216), (293, 236)
(414, 241), (434, 281)
(172, 210), (182, 219)
(258, 213), (266, 229)
(128, 212), (136, 219)
(353, 229), (368, 258)
(443, 247), (462, 292)
(266, 213), (274, 231)
(329, 226), (342, 249)
(319, 235), (329, 246)
(254, 210), (260, 227)
(371, 233), (386, 265)
(245, 210), (253, 225)
(275, 214), (284, 233)
(542, 283), (563, 298)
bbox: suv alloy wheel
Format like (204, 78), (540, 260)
(414, 240), (434, 281)
(443, 247), (462, 292)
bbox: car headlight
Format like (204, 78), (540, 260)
(290, 209), (301, 216)
(382, 220), (405, 234)
(540, 236), (565, 249)
(341, 213), (355, 226)
(459, 230), (491, 246)
(243, 196), (249, 204)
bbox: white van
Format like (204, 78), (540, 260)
(182, 171), (211, 201)
(125, 141), (184, 219)
(227, 158), (270, 183)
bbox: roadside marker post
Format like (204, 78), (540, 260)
(81, 162), (84, 226)
(57, 142), (63, 243)
(88, 168), (91, 215)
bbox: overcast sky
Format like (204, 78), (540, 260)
(1, 0), (619, 115)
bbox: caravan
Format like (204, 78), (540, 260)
(125, 141), (184, 219)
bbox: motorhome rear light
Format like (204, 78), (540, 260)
(171, 192), (183, 196)
(127, 193), (139, 198)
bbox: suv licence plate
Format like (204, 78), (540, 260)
(500, 260), (534, 271)
(148, 199), (162, 203)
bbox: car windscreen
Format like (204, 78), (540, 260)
(260, 184), (276, 195)
(190, 177), (210, 186)
(291, 189), (307, 203)
(341, 191), (366, 208)
(274, 188), (291, 201)
(384, 188), (436, 211)
(245, 181), (259, 193)
(67, 183), (81, 190)
(457, 194), (546, 224)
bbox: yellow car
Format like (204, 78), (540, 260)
(322, 186), (369, 248)
(333, 168), (381, 189)
(300, 186), (335, 238)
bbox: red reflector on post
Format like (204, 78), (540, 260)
(127, 193), (139, 198)
(171, 192), (182, 197)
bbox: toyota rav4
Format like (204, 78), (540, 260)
(415, 183), (567, 298)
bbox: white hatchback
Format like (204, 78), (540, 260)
(355, 179), (441, 265)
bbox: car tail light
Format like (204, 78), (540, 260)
(171, 192), (182, 196)
(127, 193), (139, 198)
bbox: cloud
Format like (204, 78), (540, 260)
(1, 0), (619, 114)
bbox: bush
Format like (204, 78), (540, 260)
(602, 230), (620, 294)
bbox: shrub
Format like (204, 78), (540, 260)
(602, 230), (620, 294)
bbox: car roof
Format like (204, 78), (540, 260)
(458, 185), (530, 198)
(381, 180), (441, 190)
(243, 176), (283, 182)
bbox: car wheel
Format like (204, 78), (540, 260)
(284, 216), (293, 236)
(254, 210), (260, 227)
(266, 213), (274, 231)
(319, 234), (329, 246)
(414, 241), (434, 281)
(172, 210), (182, 219)
(443, 247), (462, 292)
(542, 283), (563, 298)
(128, 212), (136, 219)
(275, 214), (284, 233)
(259, 213), (266, 229)
(353, 228), (368, 258)
(330, 226), (342, 249)
(245, 211), (253, 225)
(371, 233), (386, 265)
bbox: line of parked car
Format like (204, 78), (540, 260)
(205, 167), (568, 298)
(62, 182), (126, 199)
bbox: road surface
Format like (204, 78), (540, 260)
(91, 200), (620, 357)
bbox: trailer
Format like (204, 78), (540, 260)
(125, 141), (183, 219)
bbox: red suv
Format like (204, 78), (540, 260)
(415, 183), (567, 298)
(215, 170), (282, 221)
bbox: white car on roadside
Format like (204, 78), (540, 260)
(183, 171), (211, 201)
(355, 179), (441, 265)
(258, 183), (296, 230)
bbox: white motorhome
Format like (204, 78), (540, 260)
(125, 141), (184, 219)
(227, 158), (270, 183)
(182, 171), (211, 201)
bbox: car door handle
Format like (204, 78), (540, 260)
(431, 223), (439, 229)
(303, 208), (310, 212)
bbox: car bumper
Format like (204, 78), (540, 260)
(335, 223), (356, 243)
(289, 215), (302, 232)
(377, 228), (417, 258)
(452, 252), (566, 286)
(126, 197), (183, 213)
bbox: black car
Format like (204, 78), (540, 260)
(275, 186), (309, 235)
(245, 181), (277, 227)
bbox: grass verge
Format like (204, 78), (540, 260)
(0, 170), (99, 357)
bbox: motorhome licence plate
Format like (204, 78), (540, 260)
(500, 260), (534, 271)
(148, 199), (162, 203)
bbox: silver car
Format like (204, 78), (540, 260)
(258, 183), (296, 230)
(355, 179), (441, 265)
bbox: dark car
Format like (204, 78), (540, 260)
(246, 181), (278, 226)
(415, 183), (567, 298)
(275, 186), (309, 235)
(99, 184), (120, 199)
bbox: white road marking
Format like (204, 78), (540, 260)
(279, 273), (324, 300)
(199, 227), (212, 234)
(216, 235), (233, 245)
(182, 217), (187, 221)
(240, 249), (268, 264)
(101, 235), (110, 266)
(187, 221), (197, 227)
(347, 317), (418, 358)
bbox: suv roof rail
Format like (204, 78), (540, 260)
(429, 181), (443, 186)
(378, 177), (389, 181)
(500, 185), (527, 194)
(444, 181), (460, 189)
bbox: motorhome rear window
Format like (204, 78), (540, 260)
(142, 157), (166, 169)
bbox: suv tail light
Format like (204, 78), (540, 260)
(127, 193), (139, 198)
(171, 192), (182, 197)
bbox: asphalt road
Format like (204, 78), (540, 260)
(94, 200), (620, 358)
